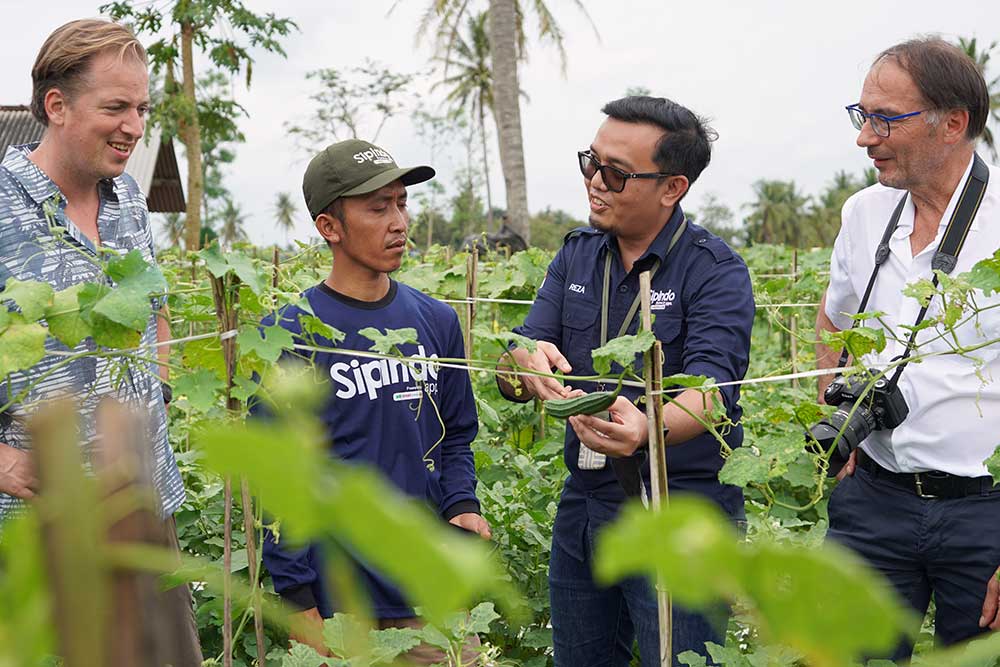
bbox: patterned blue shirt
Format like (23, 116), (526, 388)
(0, 144), (184, 520)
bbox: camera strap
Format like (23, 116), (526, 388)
(837, 153), (990, 378)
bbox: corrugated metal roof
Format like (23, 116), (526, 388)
(0, 105), (185, 213)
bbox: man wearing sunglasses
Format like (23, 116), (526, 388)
(498, 96), (754, 665)
(817, 38), (1000, 659)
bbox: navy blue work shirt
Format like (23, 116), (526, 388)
(511, 206), (754, 561)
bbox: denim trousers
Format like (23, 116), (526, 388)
(549, 520), (728, 667)
(827, 464), (1000, 661)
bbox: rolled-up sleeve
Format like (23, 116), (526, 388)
(682, 257), (755, 415)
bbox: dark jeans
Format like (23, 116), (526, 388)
(827, 465), (1000, 661)
(549, 521), (728, 667)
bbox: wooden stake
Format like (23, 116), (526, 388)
(464, 247), (478, 363)
(639, 270), (672, 666)
(790, 249), (800, 390)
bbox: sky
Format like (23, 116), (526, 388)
(1, 0), (999, 247)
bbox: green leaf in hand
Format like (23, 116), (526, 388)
(591, 330), (655, 376)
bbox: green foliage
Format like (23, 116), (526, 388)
(594, 496), (913, 665)
(591, 330), (655, 376)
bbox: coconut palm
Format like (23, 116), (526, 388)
(400, 0), (598, 245)
(434, 12), (500, 232)
(274, 192), (298, 245)
(957, 37), (1000, 161)
(219, 199), (248, 249)
(744, 180), (810, 247)
(159, 212), (186, 248)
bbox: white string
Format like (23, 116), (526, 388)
(437, 296), (821, 309)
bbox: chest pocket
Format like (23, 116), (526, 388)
(561, 298), (599, 371)
(653, 315), (686, 375)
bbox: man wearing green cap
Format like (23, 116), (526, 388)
(261, 139), (489, 661)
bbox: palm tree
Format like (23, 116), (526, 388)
(957, 37), (1000, 161)
(744, 180), (810, 247)
(273, 192), (298, 245)
(219, 200), (248, 249)
(434, 12), (499, 232)
(159, 212), (186, 248)
(400, 0), (598, 245)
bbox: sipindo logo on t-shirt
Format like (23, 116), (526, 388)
(330, 345), (440, 400)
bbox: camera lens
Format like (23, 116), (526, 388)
(807, 406), (877, 459)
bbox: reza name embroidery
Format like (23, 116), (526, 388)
(569, 283), (586, 294)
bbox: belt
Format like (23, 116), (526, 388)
(856, 450), (999, 499)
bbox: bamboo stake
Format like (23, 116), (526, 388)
(790, 249), (800, 390)
(464, 247), (478, 363)
(639, 270), (672, 666)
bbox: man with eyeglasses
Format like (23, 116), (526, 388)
(497, 96), (754, 666)
(817, 37), (1000, 658)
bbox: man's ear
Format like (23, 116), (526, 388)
(315, 213), (342, 245)
(941, 108), (971, 145)
(43, 88), (68, 127)
(659, 175), (690, 209)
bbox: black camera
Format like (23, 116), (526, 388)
(807, 370), (909, 464)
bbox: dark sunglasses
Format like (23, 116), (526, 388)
(577, 151), (673, 193)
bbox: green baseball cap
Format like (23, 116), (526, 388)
(302, 139), (436, 218)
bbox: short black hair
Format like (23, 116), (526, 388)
(601, 95), (716, 190)
(875, 37), (989, 141)
(321, 198), (345, 222)
(320, 198), (346, 248)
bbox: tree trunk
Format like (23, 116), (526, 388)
(487, 0), (530, 244)
(479, 101), (495, 234)
(179, 22), (204, 253)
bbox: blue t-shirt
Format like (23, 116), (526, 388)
(511, 206), (754, 560)
(260, 280), (480, 618)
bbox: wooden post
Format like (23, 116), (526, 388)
(790, 249), (800, 390)
(639, 270), (672, 666)
(464, 247), (478, 363)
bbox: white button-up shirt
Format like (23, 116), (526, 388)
(825, 154), (1000, 477)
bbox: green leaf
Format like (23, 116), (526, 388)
(968, 251), (1000, 296)
(0, 321), (48, 377)
(226, 252), (267, 295)
(594, 496), (912, 665)
(105, 249), (166, 293)
(358, 327), (420, 355)
(2, 278), (54, 322)
(984, 445), (1000, 485)
(718, 447), (772, 487)
(198, 245), (231, 279)
(662, 373), (713, 389)
(367, 627), (422, 663)
(322, 614), (369, 658)
(237, 324), (295, 363)
(822, 326), (886, 358)
(173, 369), (224, 412)
(45, 284), (92, 348)
(92, 285), (153, 331)
(282, 642), (333, 667)
(463, 601), (499, 635)
(298, 314), (346, 346)
(470, 325), (537, 354)
(591, 330), (655, 375)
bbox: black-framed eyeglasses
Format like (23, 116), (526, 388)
(577, 151), (673, 193)
(845, 103), (926, 138)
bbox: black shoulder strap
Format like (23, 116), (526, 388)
(836, 153), (990, 373)
(837, 194), (906, 367)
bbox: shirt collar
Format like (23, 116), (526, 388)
(895, 153), (980, 237)
(602, 204), (686, 269)
(1, 143), (121, 207)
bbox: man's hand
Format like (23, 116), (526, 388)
(568, 395), (649, 458)
(0, 443), (37, 499)
(288, 606), (331, 656)
(980, 567), (1000, 630)
(835, 451), (857, 482)
(501, 342), (574, 401)
(449, 512), (492, 540)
